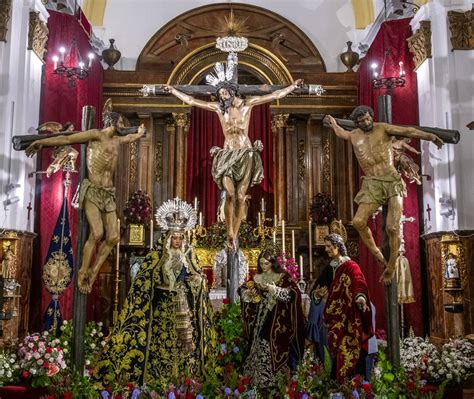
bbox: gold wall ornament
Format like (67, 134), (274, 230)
(28, 11), (48, 62)
(128, 223), (145, 245)
(0, 0), (11, 42)
(448, 7), (474, 50)
(297, 139), (306, 181)
(129, 141), (138, 183)
(42, 251), (72, 294)
(172, 112), (189, 128)
(154, 140), (163, 182)
(271, 113), (289, 132)
(407, 20), (432, 69)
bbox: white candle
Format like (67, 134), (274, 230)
(291, 230), (295, 259)
(274, 214), (278, 227)
(308, 220), (313, 277)
(281, 220), (286, 254)
(261, 198), (265, 212)
(52, 55), (58, 70)
(199, 212), (202, 226)
(194, 197), (198, 210)
(272, 230), (276, 244)
(150, 218), (154, 249)
(258, 212), (261, 227)
(299, 255), (303, 279)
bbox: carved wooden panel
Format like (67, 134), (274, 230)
(424, 231), (474, 345)
(137, 3), (325, 75)
(407, 20), (431, 69)
(330, 128), (357, 223)
(0, 230), (36, 345)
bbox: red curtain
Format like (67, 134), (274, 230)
(186, 104), (274, 226)
(30, 10), (103, 331)
(357, 18), (423, 335)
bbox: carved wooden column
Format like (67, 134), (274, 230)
(407, 21), (432, 69)
(272, 113), (289, 222)
(137, 113), (154, 197)
(448, 7), (474, 51)
(172, 112), (189, 199)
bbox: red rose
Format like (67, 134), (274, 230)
(185, 393), (194, 399)
(290, 380), (298, 389)
(127, 383), (134, 391)
(46, 347), (53, 353)
(223, 298), (230, 305)
(407, 380), (415, 392)
(237, 384), (245, 393)
(63, 392), (73, 399)
(242, 376), (251, 385)
(43, 361), (50, 368)
(22, 370), (29, 378)
(184, 378), (191, 386)
(362, 382), (372, 394)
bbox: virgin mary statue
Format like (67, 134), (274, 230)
(96, 198), (217, 386)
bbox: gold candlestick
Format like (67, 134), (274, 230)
(113, 218), (121, 324)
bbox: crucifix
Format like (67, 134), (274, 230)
(426, 203), (432, 222)
(142, 49), (324, 302)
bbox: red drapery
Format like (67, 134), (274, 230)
(357, 18), (423, 335)
(186, 104), (273, 226)
(30, 10), (103, 331)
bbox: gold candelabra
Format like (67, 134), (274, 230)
(253, 212), (277, 241)
(191, 224), (207, 247)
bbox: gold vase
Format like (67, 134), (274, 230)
(340, 41), (359, 72)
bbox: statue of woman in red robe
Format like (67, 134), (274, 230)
(239, 247), (305, 392)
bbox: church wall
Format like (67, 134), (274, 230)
(0, 0), (48, 232)
(412, 0), (473, 233)
(97, 0), (366, 73)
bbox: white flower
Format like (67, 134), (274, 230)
(63, 348), (68, 354)
(63, 320), (68, 325)
(85, 359), (91, 366)
(90, 343), (96, 349)
(101, 340), (106, 347)
(37, 359), (44, 365)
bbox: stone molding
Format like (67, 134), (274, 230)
(448, 6), (474, 50)
(0, 0), (12, 42)
(28, 11), (49, 62)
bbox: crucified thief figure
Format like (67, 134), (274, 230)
(25, 101), (146, 293)
(324, 106), (443, 284)
(164, 77), (303, 249)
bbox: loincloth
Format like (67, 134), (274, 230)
(354, 173), (407, 205)
(79, 178), (116, 212)
(210, 141), (264, 190)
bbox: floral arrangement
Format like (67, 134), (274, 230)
(123, 190), (152, 226)
(400, 334), (442, 381)
(439, 338), (474, 383)
(277, 253), (300, 280)
(0, 350), (19, 386)
(310, 193), (336, 225)
(17, 331), (67, 388)
(197, 221), (260, 249)
(58, 320), (106, 373)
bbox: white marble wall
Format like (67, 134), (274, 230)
(412, 0), (474, 233)
(0, 0), (48, 232)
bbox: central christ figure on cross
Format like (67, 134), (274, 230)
(164, 61), (302, 249)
